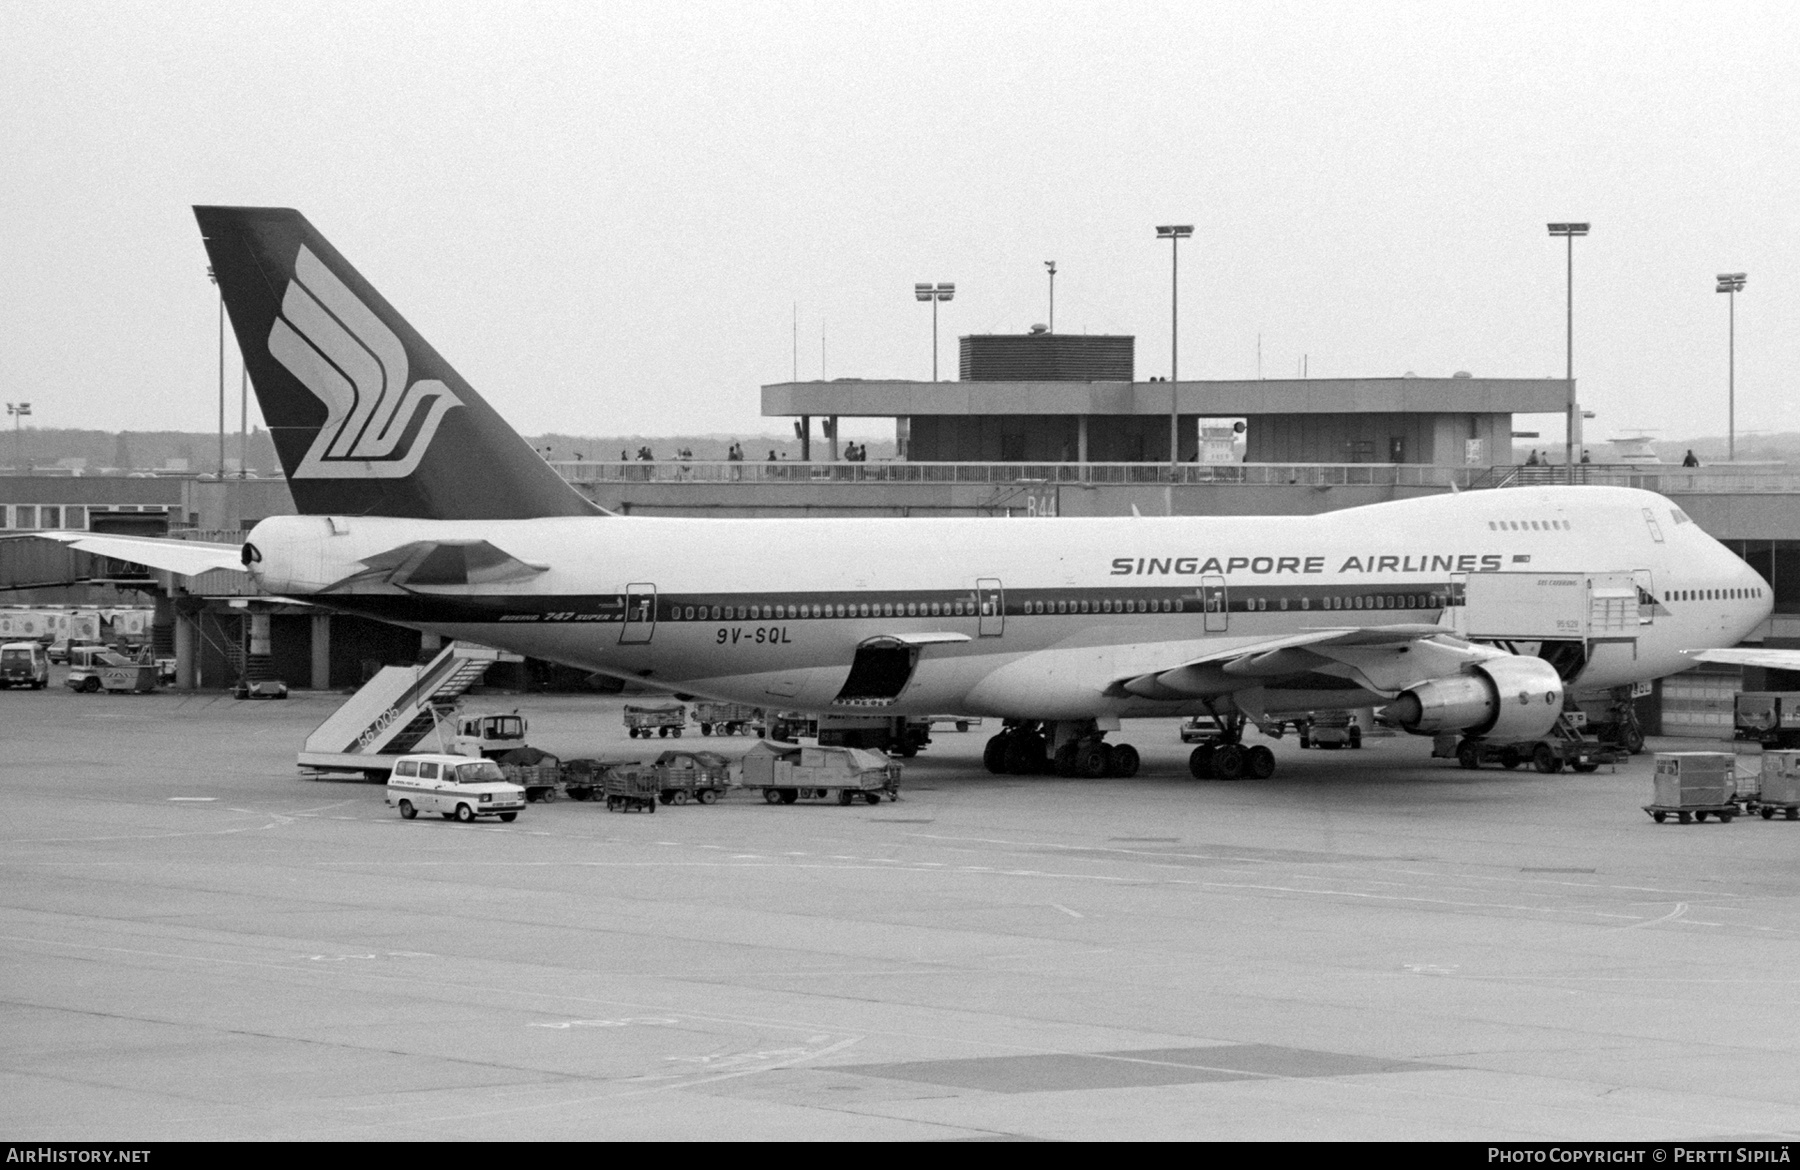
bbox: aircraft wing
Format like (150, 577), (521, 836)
(1115, 624), (1466, 700)
(322, 539), (549, 591)
(1685, 648), (1800, 671)
(18, 531), (247, 577)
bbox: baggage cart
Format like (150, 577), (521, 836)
(652, 749), (733, 805)
(602, 765), (659, 813)
(692, 702), (761, 736)
(738, 741), (901, 806)
(1644, 752), (1739, 823)
(1758, 751), (1800, 820)
(503, 762), (561, 803)
(560, 758), (604, 801)
(624, 704), (686, 738)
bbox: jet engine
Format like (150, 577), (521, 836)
(1385, 655), (1565, 741)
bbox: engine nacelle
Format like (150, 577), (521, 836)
(1386, 655), (1564, 740)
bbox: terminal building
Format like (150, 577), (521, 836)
(4, 329), (1796, 738)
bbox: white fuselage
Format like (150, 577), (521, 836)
(246, 486), (1770, 720)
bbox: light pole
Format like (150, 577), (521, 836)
(208, 266), (224, 478)
(914, 282), (955, 381)
(1546, 222), (1588, 477)
(1156, 225), (1193, 488)
(1045, 261), (1056, 332)
(6, 402), (30, 472)
(1717, 272), (1747, 462)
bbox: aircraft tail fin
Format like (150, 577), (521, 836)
(193, 206), (597, 520)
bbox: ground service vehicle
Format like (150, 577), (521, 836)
(65, 646), (132, 693)
(42, 207), (1771, 786)
(385, 753), (525, 822)
(739, 741), (900, 805)
(693, 702), (760, 736)
(451, 711), (528, 757)
(1734, 692), (1800, 750)
(624, 704), (686, 738)
(1299, 710), (1362, 749)
(0, 642), (48, 689)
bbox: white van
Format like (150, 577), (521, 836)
(385, 753), (526, 823)
(0, 642), (48, 689)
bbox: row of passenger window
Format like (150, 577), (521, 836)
(1487, 519), (1571, 531)
(662, 591), (1453, 622)
(1669, 587), (1762, 602)
(668, 598), (990, 621)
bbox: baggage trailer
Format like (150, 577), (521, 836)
(624, 704), (686, 739)
(692, 702), (761, 736)
(651, 749), (732, 805)
(739, 741), (900, 806)
(559, 758), (605, 801)
(1757, 751), (1800, 820)
(1433, 712), (1623, 773)
(501, 761), (561, 803)
(602, 765), (660, 813)
(1644, 752), (1739, 823)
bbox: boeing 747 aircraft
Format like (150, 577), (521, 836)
(36, 207), (1774, 779)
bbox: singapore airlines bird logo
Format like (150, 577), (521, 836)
(267, 245), (461, 478)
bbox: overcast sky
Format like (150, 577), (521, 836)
(2, 1), (1794, 447)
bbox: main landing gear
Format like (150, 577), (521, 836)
(983, 721), (1141, 778)
(1187, 714), (1275, 781)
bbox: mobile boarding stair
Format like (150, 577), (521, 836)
(297, 642), (501, 778)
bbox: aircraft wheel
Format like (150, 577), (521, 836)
(1532, 743), (1562, 773)
(397, 800), (416, 820)
(1456, 740), (1481, 770)
(983, 733), (1010, 774)
(1005, 733), (1046, 776)
(1188, 745), (1215, 779)
(1244, 744), (1276, 780)
(1211, 743), (1246, 780)
(1624, 726), (1645, 754)
(1075, 742), (1109, 778)
(1107, 743), (1140, 778)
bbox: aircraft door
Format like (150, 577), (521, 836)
(620, 583), (657, 644)
(1201, 575), (1228, 632)
(976, 578), (1004, 637)
(1633, 569), (1656, 626)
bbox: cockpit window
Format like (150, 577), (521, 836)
(1671, 508), (1692, 525)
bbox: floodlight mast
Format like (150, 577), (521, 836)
(914, 282), (955, 381)
(1547, 223), (1589, 477)
(1716, 272), (1747, 462)
(1155, 225), (1194, 507)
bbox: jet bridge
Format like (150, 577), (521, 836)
(1453, 571), (1645, 684)
(297, 641), (501, 777)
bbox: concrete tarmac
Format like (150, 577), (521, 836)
(3, 683), (1799, 1141)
